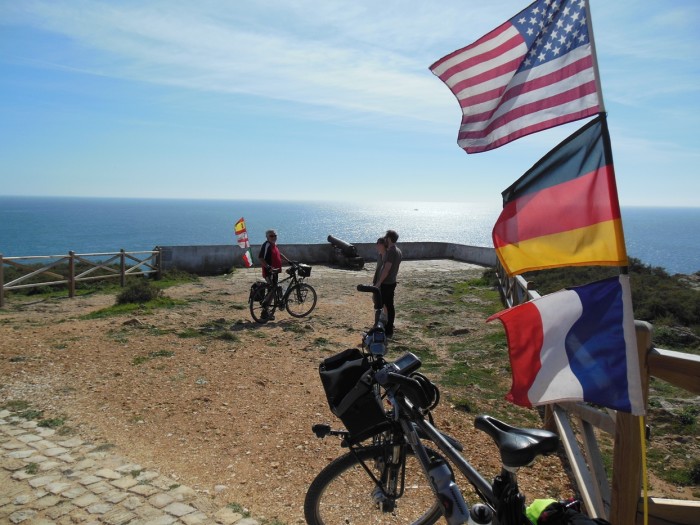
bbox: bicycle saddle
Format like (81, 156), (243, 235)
(474, 415), (559, 468)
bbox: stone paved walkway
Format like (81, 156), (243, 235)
(0, 410), (262, 525)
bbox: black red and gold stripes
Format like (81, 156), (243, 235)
(492, 115), (628, 276)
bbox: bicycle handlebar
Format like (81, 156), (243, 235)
(387, 372), (430, 409)
(356, 284), (384, 326)
(356, 284), (380, 297)
(374, 353), (431, 409)
(285, 261), (302, 274)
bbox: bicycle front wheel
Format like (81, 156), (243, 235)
(286, 283), (317, 318)
(304, 446), (442, 525)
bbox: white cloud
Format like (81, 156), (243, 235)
(3, 1), (699, 142)
(2, 0), (461, 127)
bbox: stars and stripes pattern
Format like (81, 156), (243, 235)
(430, 0), (601, 153)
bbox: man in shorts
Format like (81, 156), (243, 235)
(374, 230), (402, 338)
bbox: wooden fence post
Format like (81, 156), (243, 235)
(543, 405), (556, 433)
(68, 251), (76, 298)
(609, 321), (652, 524)
(0, 254), (4, 308)
(120, 249), (126, 287)
(156, 247), (162, 280)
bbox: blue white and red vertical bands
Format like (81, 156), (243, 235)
(488, 276), (645, 415)
(430, 0), (600, 153)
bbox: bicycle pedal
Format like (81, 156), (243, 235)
(312, 424), (331, 438)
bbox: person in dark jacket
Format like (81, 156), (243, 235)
(372, 237), (387, 313)
(374, 230), (401, 338)
(257, 229), (288, 320)
(258, 229), (287, 283)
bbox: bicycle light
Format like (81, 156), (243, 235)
(363, 330), (387, 356)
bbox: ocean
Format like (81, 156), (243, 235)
(1, 196), (698, 275)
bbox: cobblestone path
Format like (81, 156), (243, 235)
(0, 410), (263, 525)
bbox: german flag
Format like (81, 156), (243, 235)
(492, 115), (628, 276)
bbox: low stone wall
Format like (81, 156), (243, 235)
(158, 242), (496, 275)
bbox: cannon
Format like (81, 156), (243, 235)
(327, 235), (358, 258)
(327, 234), (364, 270)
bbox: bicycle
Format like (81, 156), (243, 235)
(248, 261), (317, 324)
(304, 285), (593, 525)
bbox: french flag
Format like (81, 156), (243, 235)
(488, 275), (645, 415)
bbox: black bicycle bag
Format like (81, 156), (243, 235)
(249, 281), (267, 302)
(319, 348), (389, 443)
(297, 264), (312, 277)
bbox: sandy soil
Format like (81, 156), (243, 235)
(1, 261), (577, 523)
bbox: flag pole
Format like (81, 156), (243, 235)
(599, 114), (628, 277)
(585, 0), (606, 113)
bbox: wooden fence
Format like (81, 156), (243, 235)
(0, 249), (161, 308)
(495, 262), (700, 524)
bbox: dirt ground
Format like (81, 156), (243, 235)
(0, 261), (579, 523)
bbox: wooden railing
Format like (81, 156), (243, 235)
(0, 249), (161, 307)
(495, 261), (700, 524)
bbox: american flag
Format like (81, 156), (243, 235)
(430, 0), (601, 153)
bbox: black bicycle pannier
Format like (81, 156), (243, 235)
(250, 281), (267, 302)
(297, 264), (311, 277)
(319, 348), (388, 443)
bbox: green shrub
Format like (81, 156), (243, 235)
(227, 503), (251, 518)
(132, 350), (175, 366)
(679, 406), (699, 426)
(481, 267), (499, 287)
(116, 279), (163, 305)
(156, 270), (200, 287)
(38, 416), (66, 428)
(690, 460), (700, 484)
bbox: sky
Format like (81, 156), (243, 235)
(1, 0), (699, 207)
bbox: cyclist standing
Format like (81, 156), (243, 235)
(258, 229), (289, 319)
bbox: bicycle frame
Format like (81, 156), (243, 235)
(308, 290), (565, 525)
(264, 271), (299, 309)
(392, 393), (496, 507)
(338, 354), (497, 517)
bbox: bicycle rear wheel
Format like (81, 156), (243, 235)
(304, 446), (442, 525)
(286, 283), (317, 318)
(249, 285), (271, 324)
